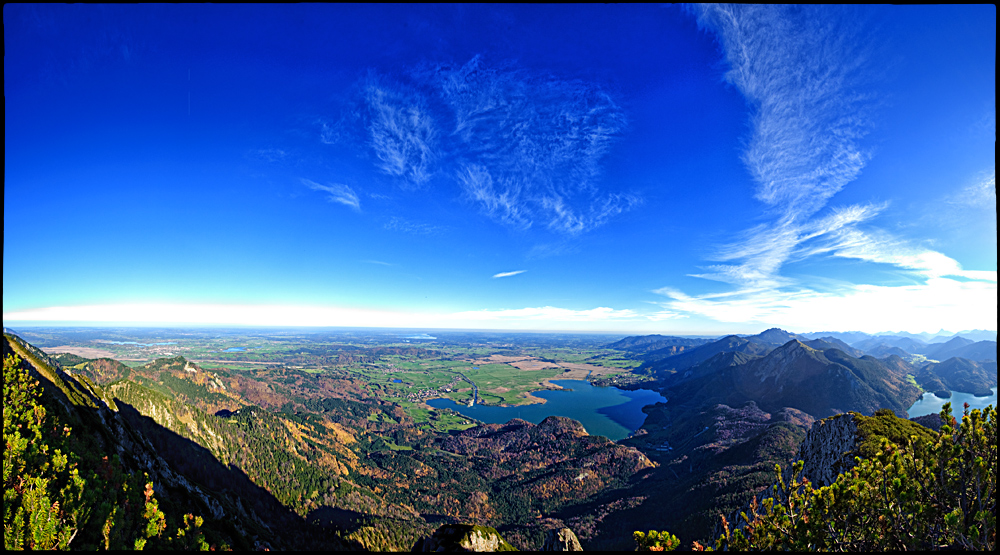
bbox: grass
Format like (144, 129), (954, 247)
(359, 352), (570, 409)
(403, 405), (433, 424)
(396, 402), (477, 433)
(426, 410), (478, 433)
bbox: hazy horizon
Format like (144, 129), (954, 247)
(5, 323), (995, 343)
(4, 5), (996, 334)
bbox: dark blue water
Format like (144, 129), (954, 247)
(908, 387), (997, 418)
(426, 380), (665, 440)
(392, 379), (403, 383)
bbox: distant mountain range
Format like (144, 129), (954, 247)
(612, 328), (996, 403)
(848, 335), (996, 362)
(803, 329), (997, 344)
(851, 335), (931, 355)
(605, 334), (710, 354)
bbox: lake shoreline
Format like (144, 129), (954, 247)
(908, 387), (997, 418)
(426, 379), (667, 441)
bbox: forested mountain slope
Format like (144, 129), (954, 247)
(5, 333), (659, 550)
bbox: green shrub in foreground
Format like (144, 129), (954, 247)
(3, 354), (212, 550)
(636, 403), (996, 551)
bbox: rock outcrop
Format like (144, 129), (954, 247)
(542, 527), (583, 551)
(412, 524), (516, 552)
(796, 412), (860, 487)
(796, 408), (937, 488)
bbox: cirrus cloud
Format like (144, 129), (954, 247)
(344, 56), (639, 236)
(302, 178), (361, 211)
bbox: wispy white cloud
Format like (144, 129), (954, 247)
(695, 4), (873, 223)
(661, 6), (995, 333)
(318, 120), (341, 145)
(456, 164), (530, 229)
(362, 259), (394, 266)
(653, 277), (996, 334)
(302, 178), (360, 211)
(819, 227), (996, 281)
(363, 78), (436, 187)
(691, 202), (886, 289)
(492, 270), (525, 279)
(684, 5), (877, 290)
(948, 169), (996, 209)
(384, 216), (445, 235)
(344, 57), (638, 235)
(680, 4), (924, 298)
(436, 56), (635, 235)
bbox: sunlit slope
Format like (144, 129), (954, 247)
(2, 333), (279, 549)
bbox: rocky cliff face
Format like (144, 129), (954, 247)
(795, 412), (860, 487)
(413, 524), (516, 551)
(543, 527), (584, 551)
(797, 408), (939, 489)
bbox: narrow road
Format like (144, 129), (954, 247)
(456, 371), (478, 406)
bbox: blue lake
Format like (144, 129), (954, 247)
(907, 387), (997, 418)
(426, 380), (666, 441)
(223, 347), (245, 352)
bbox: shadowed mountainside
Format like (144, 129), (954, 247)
(914, 357), (998, 396)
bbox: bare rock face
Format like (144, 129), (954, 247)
(542, 527), (583, 551)
(796, 412), (860, 487)
(413, 524), (515, 552)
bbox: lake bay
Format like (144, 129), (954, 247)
(907, 387), (997, 418)
(426, 379), (666, 441)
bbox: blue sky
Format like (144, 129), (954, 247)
(3, 4), (996, 334)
